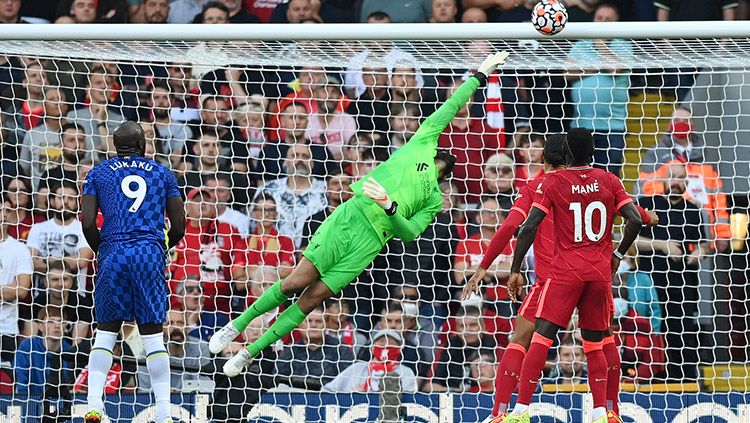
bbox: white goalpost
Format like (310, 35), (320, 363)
(0, 22), (749, 423)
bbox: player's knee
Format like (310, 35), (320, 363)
(510, 326), (534, 349)
(97, 321), (123, 333)
(535, 318), (562, 340)
(138, 322), (164, 336)
(281, 271), (315, 295)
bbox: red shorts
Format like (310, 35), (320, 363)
(518, 281), (546, 323)
(535, 278), (613, 331)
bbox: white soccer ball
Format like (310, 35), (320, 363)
(531, 0), (568, 36)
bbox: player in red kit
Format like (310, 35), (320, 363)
(502, 128), (643, 423)
(466, 133), (655, 423)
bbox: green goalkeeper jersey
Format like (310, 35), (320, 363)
(350, 75), (482, 245)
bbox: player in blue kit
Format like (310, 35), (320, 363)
(80, 121), (185, 423)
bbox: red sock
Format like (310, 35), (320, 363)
(602, 335), (621, 414)
(516, 333), (554, 406)
(492, 342), (527, 416)
(583, 340), (608, 410)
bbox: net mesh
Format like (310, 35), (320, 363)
(0, 36), (749, 422)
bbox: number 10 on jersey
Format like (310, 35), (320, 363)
(569, 201), (606, 242)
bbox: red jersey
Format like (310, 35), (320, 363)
(247, 227), (296, 268)
(510, 173), (556, 281)
(243, 0), (284, 22)
(533, 166), (632, 282)
(170, 220), (248, 312)
(8, 212), (44, 242)
(438, 118), (505, 203)
(455, 232), (513, 301)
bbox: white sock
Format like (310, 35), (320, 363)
(142, 333), (171, 422)
(592, 407), (607, 420)
(511, 403), (529, 415)
(86, 330), (118, 412)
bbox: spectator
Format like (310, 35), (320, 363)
(270, 0), (312, 23)
(233, 100), (266, 162)
(29, 258), (91, 342)
(366, 10), (392, 23)
(389, 64), (428, 114)
(175, 275), (230, 342)
(0, 197), (32, 362)
(258, 101), (334, 180)
(542, 341), (588, 385)
(638, 107), (731, 251)
(430, 0), (458, 22)
(244, 0), (283, 22)
(388, 104), (421, 151)
(0, 0), (28, 23)
(301, 172), (353, 248)
(307, 75), (357, 160)
(142, 0), (169, 23)
(168, 0), (208, 23)
(256, 144), (328, 247)
(429, 306), (496, 392)
(482, 153), (516, 211)
(55, 0), (97, 23)
(233, 264), (280, 324)
(66, 65), (125, 161)
(211, 317), (277, 422)
(441, 180), (468, 239)
(138, 309), (210, 391)
(165, 63), (201, 122)
(7, 60), (48, 143)
(348, 147), (379, 181)
(373, 302), (427, 379)
(359, 0), (431, 22)
(206, 173), (252, 238)
(181, 132), (234, 195)
(438, 78), (505, 203)
(194, 95), (250, 173)
(27, 183), (93, 291)
(324, 329), (418, 393)
(170, 187), (248, 312)
(618, 263), (663, 335)
(148, 80), (193, 167)
(15, 306), (74, 396)
(324, 299), (367, 355)
(38, 123), (90, 194)
(461, 6), (487, 22)
(247, 193), (296, 277)
(4, 176), (42, 242)
(567, 2), (634, 177)
(19, 87), (69, 184)
(460, 0), (506, 21)
(266, 66), (325, 142)
(454, 197), (513, 321)
(197, 1), (230, 23)
(495, 0), (534, 22)
(468, 351), (496, 393)
(347, 66), (391, 134)
(635, 162), (709, 380)
(655, 0), (737, 20)
(216, 0), (259, 22)
(276, 306), (355, 386)
(515, 133), (545, 185)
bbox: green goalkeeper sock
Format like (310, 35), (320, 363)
(232, 279), (288, 331)
(247, 303), (307, 357)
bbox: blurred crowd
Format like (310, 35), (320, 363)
(0, 0), (746, 421)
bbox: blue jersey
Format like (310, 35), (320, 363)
(83, 156), (180, 253)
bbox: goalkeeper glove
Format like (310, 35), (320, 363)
(477, 51), (510, 77)
(362, 178), (392, 210)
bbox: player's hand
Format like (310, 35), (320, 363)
(362, 178), (393, 210)
(507, 272), (525, 303)
(477, 51), (510, 77)
(461, 266), (487, 300)
(645, 209), (659, 226)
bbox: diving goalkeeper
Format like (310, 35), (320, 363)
(211, 51), (511, 376)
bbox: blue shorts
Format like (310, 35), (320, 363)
(95, 242), (168, 325)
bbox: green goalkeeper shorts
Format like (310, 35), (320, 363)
(302, 200), (384, 295)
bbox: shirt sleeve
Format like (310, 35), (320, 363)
(610, 173), (634, 211)
(26, 225), (41, 251)
(531, 178), (555, 216)
(165, 167), (182, 199)
(480, 209), (526, 270)
(388, 190), (442, 243)
(82, 166), (97, 196)
(410, 76), (481, 147)
(17, 244), (33, 275)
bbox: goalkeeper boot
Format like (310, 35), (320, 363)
(210, 321), (242, 354)
(84, 409), (103, 423)
(501, 411), (530, 423)
(223, 347), (253, 377)
(607, 411), (624, 423)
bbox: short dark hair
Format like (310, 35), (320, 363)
(456, 306), (482, 319)
(565, 127), (595, 166)
(38, 306), (66, 322)
(61, 122), (85, 134)
(543, 133), (567, 167)
(254, 192), (276, 208)
(435, 149), (457, 179)
(202, 1), (229, 19)
(54, 181), (79, 196)
(150, 78), (171, 93)
(367, 11), (391, 22)
(595, 1), (620, 17)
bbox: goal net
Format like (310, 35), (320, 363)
(0, 22), (749, 422)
